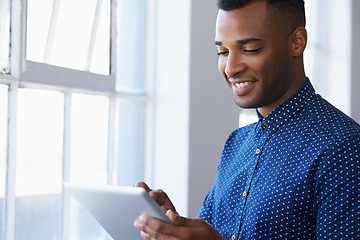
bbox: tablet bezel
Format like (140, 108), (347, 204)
(63, 182), (172, 240)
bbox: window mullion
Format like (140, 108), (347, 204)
(9, 0), (26, 78)
(143, 0), (156, 185)
(21, 61), (115, 93)
(61, 91), (72, 240)
(0, 0), (9, 50)
(86, 0), (103, 71)
(110, 0), (117, 75)
(5, 83), (18, 240)
(106, 95), (117, 185)
(43, 0), (61, 64)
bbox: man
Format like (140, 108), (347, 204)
(134, 0), (360, 239)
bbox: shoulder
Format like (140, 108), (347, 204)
(302, 94), (360, 141)
(298, 94), (360, 166)
(218, 123), (256, 165)
(222, 123), (256, 150)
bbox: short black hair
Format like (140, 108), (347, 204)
(217, 0), (306, 27)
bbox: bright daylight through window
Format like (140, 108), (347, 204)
(15, 89), (64, 239)
(0, 85), (8, 239)
(0, 0), (10, 72)
(26, 0), (110, 75)
(1, 0), (148, 239)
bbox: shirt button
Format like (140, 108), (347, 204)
(243, 191), (248, 197)
(256, 148), (261, 154)
(232, 235), (237, 240)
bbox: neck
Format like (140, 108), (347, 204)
(257, 63), (307, 117)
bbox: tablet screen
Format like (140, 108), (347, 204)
(64, 182), (172, 240)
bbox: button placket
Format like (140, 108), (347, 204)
(237, 126), (270, 238)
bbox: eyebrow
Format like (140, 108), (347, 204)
(214, 37), (263, 46)
(237, 38), (263, 44)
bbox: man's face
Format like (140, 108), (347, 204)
(215, 1), (297, 116)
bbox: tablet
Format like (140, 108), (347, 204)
(63, 182), (172, 240)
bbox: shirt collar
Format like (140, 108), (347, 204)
(255, 78), (315, 132)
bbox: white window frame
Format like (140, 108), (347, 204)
(1, 0), (154, 239)
(6, 0), (117, 91)
(304, 0), (352, 116)
(2, 0), (253, 233)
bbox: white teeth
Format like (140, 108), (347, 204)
(235, 82), (250, 88)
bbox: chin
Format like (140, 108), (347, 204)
(234, 100), (255, 109)
(234, 98), (259, 109)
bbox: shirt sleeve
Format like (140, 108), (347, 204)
(314, 136), (360, 239)
(197, 185), (215, 224)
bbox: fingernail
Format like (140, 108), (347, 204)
(134, 220), (141, 228)
(139, 215), (147, 222)
(141, 231), (150, 239)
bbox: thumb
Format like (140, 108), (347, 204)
(166, 210), (187, 225)
(135, 182), (151, 193)
(166, 210), (208, 227)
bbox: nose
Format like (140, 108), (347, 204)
(224, 52), (247, 78)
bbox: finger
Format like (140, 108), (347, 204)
(166, 210), (184, 225)
(136, 214), (177, 238)
(140, 231), (151, 240)
(148, 188), (166, 202)
(134, 218), (152, 239)
(166, 210), (210, 228)
(135, 215), (160, 238)
(136, 182), (152, 193)
(135, 214), (219, 240)
(149, 190), (178, 214)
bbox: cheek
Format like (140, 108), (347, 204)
(218, 59), (232, 88)
(252, 52), (282, 80)
(218, 58), (226, 77)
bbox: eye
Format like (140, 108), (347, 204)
(243, 47), (263, 53)
(217, 51), (229, 56)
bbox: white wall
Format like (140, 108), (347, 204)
(150, 0), (239, 217)
(305, 0), (360, 122)
(304, 0), (352, 116)
(187, 0), (239, 217)
(149, 0), (192, 216)
(351, 0), (360, 123)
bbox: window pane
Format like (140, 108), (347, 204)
(25, 0), (54, 66)
(69, 93), (110, 239)
(239, 109), (257, 127)
(116, 100), (145, 186)
(26, 0), (111, 75)
(0, 0), (10, 71)
(116, 0), (146, 92)
(0, 85), (8, 239)
(70, 94), (109, 184)
(15, 89), (64, 240)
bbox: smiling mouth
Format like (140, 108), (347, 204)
(230, 79), (257, 97)
(234, 81), (252, 88)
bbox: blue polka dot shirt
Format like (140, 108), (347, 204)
(197, 79), (360, 239)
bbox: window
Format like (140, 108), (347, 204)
(304, 0), (352, 115)
(0, 85), (8, 239)
(0, 0), (10, 72)
(15, 89), (64, 240)
(26, 0), (110, 74)
(0, 0), (150, 239)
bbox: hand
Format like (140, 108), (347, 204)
(134, 210), (226, 240)
(136, 182), (178, 214)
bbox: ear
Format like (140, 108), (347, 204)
(289, 26), (307, 57)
